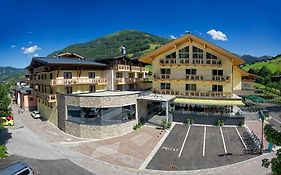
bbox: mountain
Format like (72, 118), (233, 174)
(0, 67), (25, 82)
(48, 30), (169, 60)
(242, 55), (281, 75)
(240, 55), (273, 64)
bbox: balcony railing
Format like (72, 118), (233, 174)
(152, 89), (232, 98)
(31, 90), (57, 102)
(31, 78), (108, 86)
(131, 66), (141, 72)
(153, 73), (231, 82)
(159, 58), (222, 66)
(115, 64), (130, 71)
(115, 77), (145, 84)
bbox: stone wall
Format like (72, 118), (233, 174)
(65, 120), (136, 139)
(57, 92), (139, 138)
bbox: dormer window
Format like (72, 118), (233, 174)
(166, 52), (176, 59)
(179, 46), (189, 58)
(193, 46), (203, 59)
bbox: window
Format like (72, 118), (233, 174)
(64, 72), (72, 79)
(166, 52), (176, 59)
(160, 68), (171, 74)
(89, 85), (96, 92)
(186, 84), (196, 91)
(206, 52), (217, 59)
(18, 169), (30, 175)
(50, 73), (53, 79)
(192, 46), (203, 59)
(160, 83), (171, 90)
(116, 72), (123, 78)
(186, 69), (196, 75)
(29, 97), (33, 102)
(129, 73), (134, 78)
(179, 46), (189, 58)
(88, 72), (96, 78)
(212, 85), (223, 92)
(212, 69), (223, 76)
(116, 85), (123, 91)
(65, 87), (73, 94)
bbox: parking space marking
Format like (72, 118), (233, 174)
(220, 127), (227, 153)
(178, 125), (191, 157)
(235, 127), (247, 149)
(272, 117), (281, 124)
(203, 126), (206, 156)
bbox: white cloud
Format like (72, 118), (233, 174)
(22, 45), (41, 55)
(33, 53), (39, 57)
(207, 29), (227, 41)
(11, 45), (16, 48)
(169, 35), (177, 40)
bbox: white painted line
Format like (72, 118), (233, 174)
(235, 127), (247, 149)
(203, 126), (206, 156)
(272, 117), (281, 124)
(220, 127), (227, 154)
(178, 125), (191, 157)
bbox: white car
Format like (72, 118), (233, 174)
(31, 111), (41, 119)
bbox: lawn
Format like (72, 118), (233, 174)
(242, 56), (281, 74)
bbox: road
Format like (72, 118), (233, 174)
(0, 155), (94, 175)
(259, 103), (281, 131)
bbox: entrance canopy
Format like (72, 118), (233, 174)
(174, 98), (245, 106)
(137, 93), (176, 102)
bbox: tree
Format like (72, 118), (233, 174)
(0, 84), (11, 116)
(258, 66), (271, 77)
(262, 124), (281, 175)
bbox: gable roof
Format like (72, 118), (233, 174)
(55, 52), (85, 59)
(138, 33), (245, 65)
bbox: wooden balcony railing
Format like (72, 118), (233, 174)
(153, 73), (231, 82)
(115, 77), (145, 84)
(31, 78), (108, 86)
(159, 58), (222, 66)
(152, 89), (232, 98)
(115, 64), (130, 71)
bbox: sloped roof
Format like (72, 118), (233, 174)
(28, 57), (107, 69)
(138, 33), (245, 65)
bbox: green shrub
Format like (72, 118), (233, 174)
(217, 120), (224, 126)
(167, 122), (172, 128)
(0, 145), (8, 158)
(186, 118), (194, 125)
(239, 120), (245, 127)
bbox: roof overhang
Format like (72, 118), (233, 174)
(174, 97), (245, 106)
(138, 33), (245, 65)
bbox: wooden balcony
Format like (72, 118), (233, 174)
(159, 58), (222, 66)
(153, 73), (231, 82)
(115, 64), (130, 71)
(31, 78), (108, 86)
(131, 66), (141, 72)
(152, 89), (232, 98)
(115, 77), (145, 84)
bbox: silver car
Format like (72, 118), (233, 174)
(31, 111), (41, 119)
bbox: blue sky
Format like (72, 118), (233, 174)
(1, 0), (281, 68)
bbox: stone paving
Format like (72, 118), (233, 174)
(2, 103), (274, 175)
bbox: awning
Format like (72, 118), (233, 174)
(174, 98), (245, 106)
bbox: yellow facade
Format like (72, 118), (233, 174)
(139, 33), (245, 99)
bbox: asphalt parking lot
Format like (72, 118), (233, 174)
(146, 124), (257, 171)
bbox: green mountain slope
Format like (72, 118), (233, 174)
(242, 55), (281, 74)
(0, 67), (24, 82)
(48, 30), (169, 60)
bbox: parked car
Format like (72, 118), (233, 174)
(31, 111), (41, 119)
(0, 162), (34, 175)
(0, 115), (14, 126)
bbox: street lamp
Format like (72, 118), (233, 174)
(258, 110), (265, 153)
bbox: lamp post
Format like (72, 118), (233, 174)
(259, 110), (265, 153)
